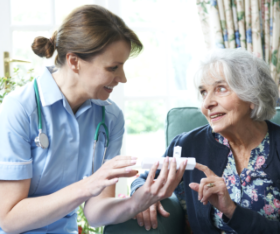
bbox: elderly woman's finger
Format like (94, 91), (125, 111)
(142, 208), (152, 231)
(149, 203), (158, 229)
(200, 183), (220, 204)
(136, 212), (144, 227)
(157, 201), (170, 217)
(189, 182), (199, 192)
(197, 176), (217, 200)
(201, 179), (226, 203)
(198, 178), (208, 200)
(195, 163), (216, 177)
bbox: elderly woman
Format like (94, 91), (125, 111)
(131, 48), (280, 233)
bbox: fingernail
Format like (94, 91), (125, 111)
(146, 226), (150, 231)
(152, 225), (157, 229)
(139, 222), (143, 226)
(131, 156), (138, 160)
(172, 157), (176, 162)
(184, 159), (188, 166)
(198, 195), (201, 200)
(165, 157), (169, 162)
(125, 168), (132, 172)
(131, 160), (137, 164)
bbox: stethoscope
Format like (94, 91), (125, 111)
(33, 79), (109, 173)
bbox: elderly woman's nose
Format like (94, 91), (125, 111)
(203, 92), (217, 110)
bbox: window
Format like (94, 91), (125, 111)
(1, 0), (205, 193)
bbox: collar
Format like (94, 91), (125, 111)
(37, 67), (112, 107)
(37, 67), (63, 107)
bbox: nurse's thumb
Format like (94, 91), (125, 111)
(106, 178), (119, 186)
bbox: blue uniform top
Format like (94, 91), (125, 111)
(0, 67), (125, 233)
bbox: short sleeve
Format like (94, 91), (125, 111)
(105, 109), (124, 160)
(0, 96), (32, 180)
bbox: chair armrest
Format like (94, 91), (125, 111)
(103, 194), (186, 234)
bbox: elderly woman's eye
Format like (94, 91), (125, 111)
(200, 90), (207, 97)
(218, 86), (227, 92)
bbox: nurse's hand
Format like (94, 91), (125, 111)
(84, 156), (138, 197)
(189, 163), (236, 219)
(131, 157), (187, 230)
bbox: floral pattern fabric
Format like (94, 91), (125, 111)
(212, 132), (280, 234)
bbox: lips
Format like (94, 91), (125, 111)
(209, 113), (226, 122)
(210, 113), (225, 119)
(104, 85), (113, 90)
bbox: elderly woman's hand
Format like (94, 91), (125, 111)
(134, 201), (170, 231)
(189, 163), (236, 219)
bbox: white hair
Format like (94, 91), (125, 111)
(194, 48), (279, 121)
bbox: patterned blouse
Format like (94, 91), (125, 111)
(211, 132), (280, 234)
(174, 132), (280, 234)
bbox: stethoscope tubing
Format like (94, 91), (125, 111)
(33, 79), (109, 173)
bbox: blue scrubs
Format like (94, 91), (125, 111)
(0, 67), (125, 233)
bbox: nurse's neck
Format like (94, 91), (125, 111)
(52, 66), (87, 115)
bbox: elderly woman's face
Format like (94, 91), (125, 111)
(199, 75), (252, 133)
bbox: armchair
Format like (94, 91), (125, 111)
(104, 107), (280, 234)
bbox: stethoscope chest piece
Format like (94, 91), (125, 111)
(35, 131), (49, 149)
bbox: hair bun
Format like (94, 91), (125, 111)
(31, 36), (55, 58)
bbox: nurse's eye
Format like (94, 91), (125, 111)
(109, 66), (118, 71)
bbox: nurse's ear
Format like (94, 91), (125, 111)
(66, 53), (80, 73)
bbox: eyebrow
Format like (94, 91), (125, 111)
(198, 80), (227, 89)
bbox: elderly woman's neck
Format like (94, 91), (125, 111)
(221, 120), (268, 150)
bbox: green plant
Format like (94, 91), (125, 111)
(0, 67), (34, 103)
(126, 100), (165, 134)
(77, 204), (104, 234)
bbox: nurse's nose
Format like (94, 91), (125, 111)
(203, 91), (218, 110)
(115, 68), (127, 83)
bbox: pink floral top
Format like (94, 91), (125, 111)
(212, 132), (280, 234)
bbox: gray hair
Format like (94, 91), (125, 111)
(194, 48), (279, 121)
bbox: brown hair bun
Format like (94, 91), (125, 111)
(31, 32), (57, 58)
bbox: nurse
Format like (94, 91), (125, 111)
(0, 5), (142, 233)
(0, 5), (188, 233)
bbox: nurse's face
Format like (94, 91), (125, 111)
(199, 73), (252, 135)
(78, 40), (131, 100)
